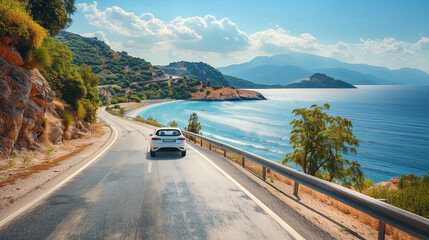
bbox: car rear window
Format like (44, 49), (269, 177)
(156, 129), (181, 136)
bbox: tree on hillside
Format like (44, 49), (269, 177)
(282, 104), (365, 189)
(26, 0), (76, 36)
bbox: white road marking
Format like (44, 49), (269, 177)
(188, 144), (305, 240)
(0, 114), (119, 229)
(147, 162), (152, 173)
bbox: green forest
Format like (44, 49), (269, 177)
(159, 61), (230, 87)
(54, 31), (165, 86)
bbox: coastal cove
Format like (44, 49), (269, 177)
(134, 85), (429, 182)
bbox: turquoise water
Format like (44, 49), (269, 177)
(135, 86), (429, 182)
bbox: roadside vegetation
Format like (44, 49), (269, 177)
(185, 113), (202, 135)
(1, 0), (99, 122)
(282, 103), (428, 218)
(282, 104), (366, 190)
(364, 174), (429, 218)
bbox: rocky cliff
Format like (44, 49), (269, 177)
(0, 43), (87, 158)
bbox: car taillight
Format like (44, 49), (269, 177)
(177, 138), (186, 140)
(151, 137), (161, 141)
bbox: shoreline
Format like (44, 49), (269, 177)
(125, 99), (179, 117)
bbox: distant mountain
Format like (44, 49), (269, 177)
(228, 64), (312, 85)
(223, 75), (283, 89)
(159, 61), (230, 87)
(218, 53), (429, 85)
(284, 73), (356, 88)
(55, 31), (166, 86)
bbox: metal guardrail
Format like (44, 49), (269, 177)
(108, 111), (429, 239)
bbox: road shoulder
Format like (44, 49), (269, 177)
(0, 121), (116, 226)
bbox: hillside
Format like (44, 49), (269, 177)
(218, 53), (429, 85)
(227, 64), (312, 85)
(284, 73), (356, 88)
(159, 61), (230, 87)
(55, 31), (167, 86)
(223, 75), (284, 89)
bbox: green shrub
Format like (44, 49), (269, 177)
(147, 116), (157, 123)
(365, 174), (429, 218)
(77, 102), (86, 120)
(0, 0), (48, 48)
(168, 120), (178, 128)
(24, 46), (52, 69)
(60, 111), (74, 129)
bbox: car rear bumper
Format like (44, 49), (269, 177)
(152, 147), (186, 152)
(151, 143), (186, 152)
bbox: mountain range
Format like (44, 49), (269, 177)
(218, 53), (429, 85)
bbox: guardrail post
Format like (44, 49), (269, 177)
(241, 156), (245, 168)
(209, 143), (212, 150)
(293, 181), (299, 196)
(378, 199), (387, 240)
(200, 139), (203, 147)
(262, 166), (266, 180)
(223, 149), (227, 157)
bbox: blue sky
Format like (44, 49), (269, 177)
(68, 0), (429, 72)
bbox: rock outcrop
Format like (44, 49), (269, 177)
(0, 55), (55, 157)
(191, 88), (266, 101)
(0, 45), (89, 158)
(372, 177), (400, 190)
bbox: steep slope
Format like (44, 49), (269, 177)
(284, 73), (356, 88)
(159, 61), (230, 87)
(55, 31), (167, 85)
(218, 53), (429, 85)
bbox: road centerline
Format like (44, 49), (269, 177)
(147, 162), (152, 173)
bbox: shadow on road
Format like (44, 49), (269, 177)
(146, 152), (184, 161)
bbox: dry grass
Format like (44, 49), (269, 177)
(52, 99), (65, 112)
(0, 143), (93, 188)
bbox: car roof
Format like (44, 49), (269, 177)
(156, 127), (181, 131)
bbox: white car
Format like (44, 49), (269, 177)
(150, 128), (187, 157)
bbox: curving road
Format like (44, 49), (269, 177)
(0, 110), (331, 239)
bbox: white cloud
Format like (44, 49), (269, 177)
(77, 3), (250, 53)
(416, 36), (429, 49)
(170, 15), (251, 52)
(356, 37), (417, 55)
(75, 2), (429, 72)
(324, 41), (353, 60)
(250, 27), (319, 53)
(81, 31), (111, 46)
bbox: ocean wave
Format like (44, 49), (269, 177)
(360, 140), (392, 145)
(357, 151), (385, 158)
(266, 139), (290, 147)
(204, 133), (287, 155)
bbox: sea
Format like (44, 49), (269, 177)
(134, 85), (429, 183)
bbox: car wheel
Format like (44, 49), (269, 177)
(150, 150), (155, 157)
(181, 151), (186, 157)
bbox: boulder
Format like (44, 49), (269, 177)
(48, 121), (64, 144)
(390, 177), (400, 185)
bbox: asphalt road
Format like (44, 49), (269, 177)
(0, 110), (332, 240)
